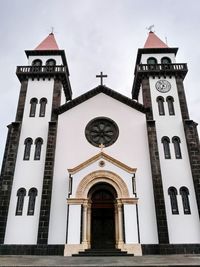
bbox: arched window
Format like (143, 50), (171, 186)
(172, 136), (182, 159)
(161, 136), (171, 159)
(168, 187), (179, 214)
(16, 188), (26, 215)
(32, 59), (42, 66)
(180, 187), (191, 214)
(27, 188), (38, 215)
(156, 96), (165, 115)
(166, 96), (175, 115)
(46, 59), (56, 72)
(29, 98), (38, 117)
(39, 98), (47, 117)
(32, 59), (42, 72)
(24, 138), (33, 160)
(46, 59), (56, 66)
(147, 57), (157, 64)
(34, 138), (43, 160)
(161, 57), (171, 64)
(147, 57), (157, 70)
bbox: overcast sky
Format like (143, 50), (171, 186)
(0, 0), (200, 166)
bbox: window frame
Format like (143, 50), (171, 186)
(29, 98), (38, 117)
(16, 188), (26, 216)
(27, 188), (38, 216)
(172, 136), (182, 159)
(156, 96), (165, 115)
(34, 138), (43, 160)
(168, 187), (179, 214)
(166, 96), (175, 116)
(39, 98), (47, 117)
(161, 136), (171, 159)
(180, 187), (191, 214)
(23, 138), (33, 160)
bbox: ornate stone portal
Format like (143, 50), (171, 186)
(64, 170), (142, 256)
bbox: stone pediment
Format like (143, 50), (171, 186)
(68, 152), (136, 175)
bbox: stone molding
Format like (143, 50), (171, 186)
(76, 170), (129, 199)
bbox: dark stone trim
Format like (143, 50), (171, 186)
(56, 85), (146, 115)
(0, 122), (21, 243)
(37, 121), (58, 244)
(142, 244), (200, 255)
(15, 80), (28, 121)
(51, 80), (62, 121)
(176, 77), (189, 120)
(146, 120), (169, 244)
(141, 78), (153, 120)
(184, 120), (200, 218)
(0, 244), (64, 255)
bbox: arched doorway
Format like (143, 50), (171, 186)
(89, 183), (117, 249)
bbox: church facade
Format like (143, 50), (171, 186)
(0, 32), (200, 256)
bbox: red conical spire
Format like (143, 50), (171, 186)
(144, 31), (168, 48)
(35, 33), (59, 50)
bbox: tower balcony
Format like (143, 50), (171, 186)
(16, 65), (72, 100)
(132, 63), (188, 99)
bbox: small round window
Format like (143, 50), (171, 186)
(85, 117), (119, 147)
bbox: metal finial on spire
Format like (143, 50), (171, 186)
(146, 24), (155, 33)
(50, 26), (54, 34)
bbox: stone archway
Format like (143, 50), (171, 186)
(75, 171), (130, 250)
(76, 170), (129, 199)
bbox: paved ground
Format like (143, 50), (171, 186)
(0, 255), (200, 266)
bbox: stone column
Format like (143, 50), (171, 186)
(114, 203), (119, 247)
(82, 201), (88, 247)
(87, 202), (92, 248)
(117, 201), (124, 247)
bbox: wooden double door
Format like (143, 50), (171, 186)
(90, 185), (116, 249)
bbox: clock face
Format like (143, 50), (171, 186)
(155, 80), (171, 93)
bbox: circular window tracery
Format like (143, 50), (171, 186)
(85, 117), (119, 147)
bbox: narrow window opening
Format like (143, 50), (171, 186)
(166, 96), (175, 115)
(161, 137), (171, 159)
(27, 188), (38, 215)
(180, 187), (191, 214)
(30, 98), (38, 117)
(16, 188), (26, 216)
(147, 57), (157, 70)
(46, 59), (56, 72)
(156, 96), (165, 115)
(172, 136), (182, 159)
(34, 138), (43, 160)
(24, 138), (33, 160)
(32, 59), (42, 72)
(39, 98), (47, 117)
(168, 187), (179, 214)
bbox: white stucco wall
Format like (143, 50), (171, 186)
(4, 78), (54, 244)
(48, 93), (158, 244)
(67, 205), (81, 244)
(149, 74), (200, 243)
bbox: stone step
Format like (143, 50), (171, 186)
(72, 248), (134, 257)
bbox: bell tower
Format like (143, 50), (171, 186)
(0, 33), (72, 245)
(132, 31), (200, 247)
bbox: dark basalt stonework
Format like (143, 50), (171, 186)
(0, 122), (21, 243)
(142, 244), (200, 255)
(0, 245), (64, 255)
